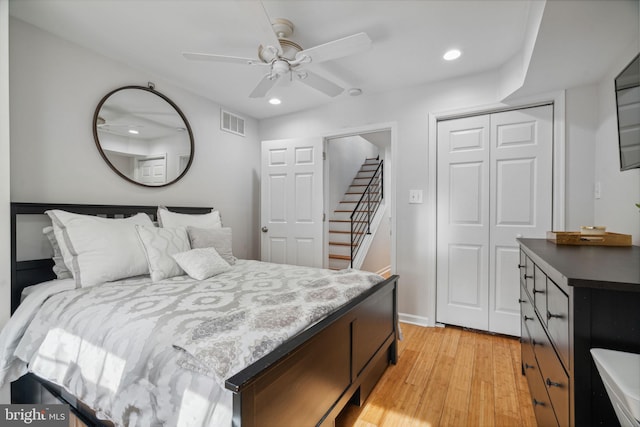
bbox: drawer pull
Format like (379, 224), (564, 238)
(524, 315), (534, 321)
(532, 399), (546, 407)
(546, 378), (562, 388)
(547, 311), (564, 320)
(524, 363), (535, 370)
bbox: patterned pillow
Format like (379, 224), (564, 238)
(157, 206), (222, 229)
(172, 247), (231, 281)
(136, 226), (191, 282)
(187, 227), (237, 265)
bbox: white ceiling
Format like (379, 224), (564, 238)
(9, 0), (640, 119)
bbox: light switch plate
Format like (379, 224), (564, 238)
(409, 189), (423, 204)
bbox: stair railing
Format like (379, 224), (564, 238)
(350, 159), (383, 267)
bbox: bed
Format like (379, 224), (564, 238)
(4, 202), (399, 427)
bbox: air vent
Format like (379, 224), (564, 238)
(221, 109), (245, 137)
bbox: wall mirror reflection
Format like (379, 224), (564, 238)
(615, 53), (640, 171)
(93, 85), (194, 187)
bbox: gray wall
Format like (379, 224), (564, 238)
(259, 71), (507, 324)
(9, 18), (261, 260)
(328, 135), (379, 214)
(258, 67), (637, 324)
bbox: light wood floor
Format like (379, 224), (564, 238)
(336, 323), (537, 427)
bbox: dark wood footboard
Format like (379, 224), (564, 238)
(226, 275), (399, 427)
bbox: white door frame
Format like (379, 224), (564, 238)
(323, 122), (398, 275)
(427, 91), (566, 327)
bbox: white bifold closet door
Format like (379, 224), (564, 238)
(436, 105), (553, 336)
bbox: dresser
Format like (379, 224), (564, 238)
(518, 238), (640, 427)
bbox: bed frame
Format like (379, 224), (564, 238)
(10, 202), (399, 427)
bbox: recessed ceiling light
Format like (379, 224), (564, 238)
(128, 129), (139, 135)
(268, 97), (281, 105)
(443, 49), (461, 61)
(348, 88), (363, 96)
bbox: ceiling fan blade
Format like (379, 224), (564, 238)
(296, 32), (371, 64)
(182, 52), (267, 66)
(249, 73), (279, 98)
(244, 0), (283, 55)
(297, 70), (344, 97)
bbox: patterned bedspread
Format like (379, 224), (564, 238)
(0, 260), (382, 427)
(174, 268), (383, 386)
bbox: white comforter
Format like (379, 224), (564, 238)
(0, 260), (381, 426)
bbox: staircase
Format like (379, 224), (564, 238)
(328, 158), (383, 270)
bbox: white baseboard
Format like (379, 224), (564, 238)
(399, 312), (431, 327)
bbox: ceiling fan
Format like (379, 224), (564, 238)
(182, 1), (371, 99)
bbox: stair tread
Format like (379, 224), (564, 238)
(329, 219), (367, 223)
(329, 230), (364, 234)
(329, 254), (351, 260)
(329, 241), (357, 246)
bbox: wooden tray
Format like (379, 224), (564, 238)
(546, 231), (632, 246)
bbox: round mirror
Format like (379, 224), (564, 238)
(93, 85), (194, 187)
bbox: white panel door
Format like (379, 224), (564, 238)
(437, 105), (553, 336)
(436, 115), (491, 331)
(489, 105), (552, 335)
(261, 137), (324, 268)
(136, 156), (166, 184)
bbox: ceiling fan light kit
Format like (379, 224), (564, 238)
(183, 1), (371, 100)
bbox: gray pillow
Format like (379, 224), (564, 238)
(187, 227), (237, 265)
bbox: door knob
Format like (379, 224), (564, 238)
(261, 226), (268, 233)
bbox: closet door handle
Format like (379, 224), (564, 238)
(533, 288), (544, 294)
(524, 363), (535, 370)
(524, 274), (533, 279)
(524, 316), (534, 321)
(518, 298), (527, 304)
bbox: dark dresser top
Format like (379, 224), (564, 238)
(518, 238), (640, 292)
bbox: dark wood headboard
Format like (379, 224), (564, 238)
(10, 202), (213, 313)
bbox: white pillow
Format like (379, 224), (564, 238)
(136, 226), (191, 282)
(42, 226), (73, 279)
(157, 206), (222, 229)
(172, 247), (230, 281)
(46, 210), (154, 287)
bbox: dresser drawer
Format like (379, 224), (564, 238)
(530, 312), (569, 427)
(546, 279), (569, 370)
(533, 265), (547, 322)
(520, 284), (536, 328)
(525, 351), (560, 427)
(521, 252), (535, 297)
(538, 343), (569, 427)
